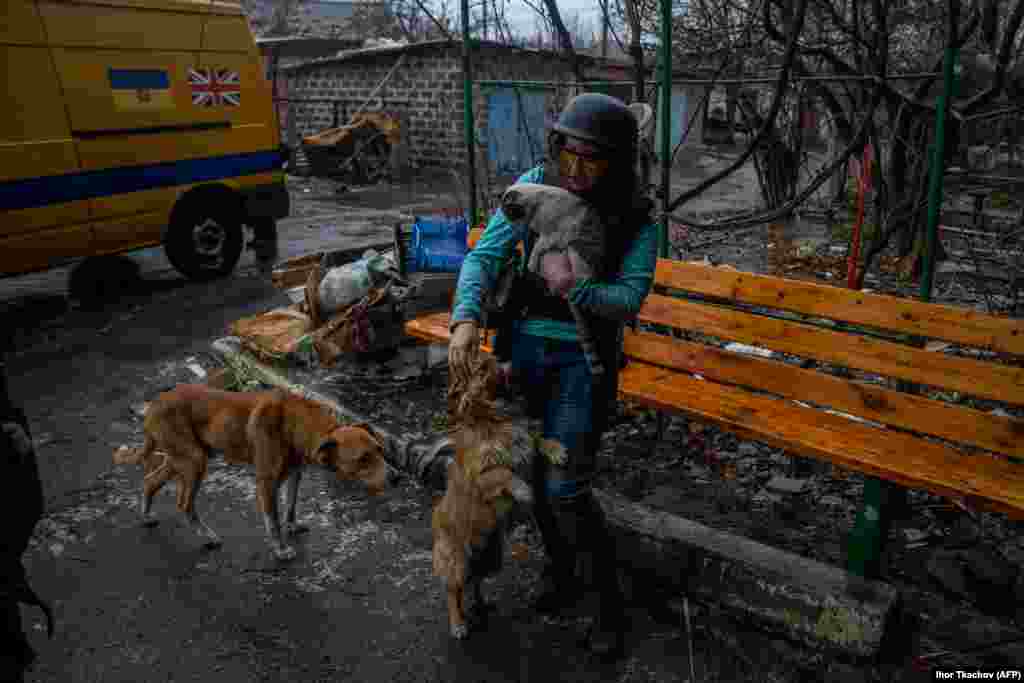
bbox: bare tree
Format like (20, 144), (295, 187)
(241, 0), (310, 36)
(347, 1), (407, 40)
(391, 0), (457, 39)
(612, 0), (1024, 282)
(563, 10), (597, 47)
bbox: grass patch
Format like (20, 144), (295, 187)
(990, 191), (1012, 210)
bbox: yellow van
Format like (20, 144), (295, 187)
(1, 0), (288, 281)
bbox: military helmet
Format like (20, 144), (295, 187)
(551, 92), (638, 155)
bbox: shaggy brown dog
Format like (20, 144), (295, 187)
(113, 384), (389, 560)
(432, 356), (566, 639)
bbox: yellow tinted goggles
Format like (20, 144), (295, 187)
(558, 148), (610, 179)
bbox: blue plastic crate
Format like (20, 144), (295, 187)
(411, 215), (469, 273)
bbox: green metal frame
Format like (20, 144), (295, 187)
(845, 45), (959, 580)
(461, 0), (477, 225)
(459, 0), (958, 582)
(658, 0), (672, 258)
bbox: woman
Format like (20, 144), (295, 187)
(447, 92), (659, 657)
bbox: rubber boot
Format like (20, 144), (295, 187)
(578, 493), (626, 658)
(531, 488), (583, 614)
(530, 458), (584, 614)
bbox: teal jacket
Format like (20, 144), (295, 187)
(450, 165), (659, 341)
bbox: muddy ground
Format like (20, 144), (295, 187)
(4, 159), (1023, 682)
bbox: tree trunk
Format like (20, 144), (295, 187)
(592, 489), (908, 662)
(623, 0), (645, 104)
(725, 86), (740, 139)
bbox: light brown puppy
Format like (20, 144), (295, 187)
(114, 384), (389, 560)
(432, 356), (565, 639)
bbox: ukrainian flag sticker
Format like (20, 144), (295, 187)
(108, 68), (174, 111)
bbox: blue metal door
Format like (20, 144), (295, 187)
(656, 88), (689, 156)
(486, 88), (548, 176)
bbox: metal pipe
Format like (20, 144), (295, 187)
(461, 0), (477, 226)
(920, 47), (959, 303)
(658, 0), (672, 258)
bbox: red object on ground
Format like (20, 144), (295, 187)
(846, 143), (873, 289)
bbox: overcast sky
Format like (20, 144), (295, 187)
(478, 0), (685, 43)
(493, 0), (609, 40)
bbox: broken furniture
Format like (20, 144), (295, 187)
(301, 112), (400, 185)
(234, 245), (406, 366)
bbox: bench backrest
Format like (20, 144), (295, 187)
(628, 259), (1024, 461)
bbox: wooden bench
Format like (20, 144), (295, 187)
(405, 234), (1024, 578)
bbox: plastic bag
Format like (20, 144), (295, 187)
(318, 249), (393, 315)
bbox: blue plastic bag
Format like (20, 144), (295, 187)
(412, 215), (469, 273)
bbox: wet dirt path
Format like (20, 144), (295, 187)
(5, 175), (759, 682)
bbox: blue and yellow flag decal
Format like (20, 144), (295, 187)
(108, 68), (174, 111)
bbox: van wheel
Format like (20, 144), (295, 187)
(166, 202), (244, 281)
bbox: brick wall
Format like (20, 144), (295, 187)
(283, 44), (578, 172)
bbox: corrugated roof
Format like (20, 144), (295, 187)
(256, 36), (363, 58)
(281, 39), (600, 73)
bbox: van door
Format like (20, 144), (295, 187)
(39, 0), (208, 255)
(0, 0), (93, 277)
(194, 6), (280, 155)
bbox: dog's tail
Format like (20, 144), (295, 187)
(113, 433), (158, 466)
(113, 444), (146, 465)
(114, 437), (173, 482)
(114, 401), (155, 465)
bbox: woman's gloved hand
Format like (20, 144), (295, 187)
(448, 321), (480, 385)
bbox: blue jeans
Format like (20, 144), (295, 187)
(508, 330), (611, 502)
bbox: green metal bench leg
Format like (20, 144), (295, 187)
(847, 478), (907, 579)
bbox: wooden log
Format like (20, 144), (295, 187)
(209, 336), (908, 662)
(592, 488), (907, 661)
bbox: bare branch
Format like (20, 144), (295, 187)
(664, 0), (809, 214)
(538, 0), (584, 79)
(961, 0), (1024, 115)
(410, 0), (455, 40)
(664, 86), (883, 231)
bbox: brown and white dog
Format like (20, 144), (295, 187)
(113, 384), (391, 560)
(432, 356), (566, 639)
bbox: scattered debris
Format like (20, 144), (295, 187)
(765, 476), (811, 496)
(185, 357), (207, 380)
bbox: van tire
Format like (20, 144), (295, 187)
(165, 199), (244, 281)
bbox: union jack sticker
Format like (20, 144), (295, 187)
(188, 68), (241, 107)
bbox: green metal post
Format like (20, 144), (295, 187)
(461, 0), (477, 226)
(846, 45), (958, 580)
(658, 0), (672, 259)
(921, 46), (959, 302)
